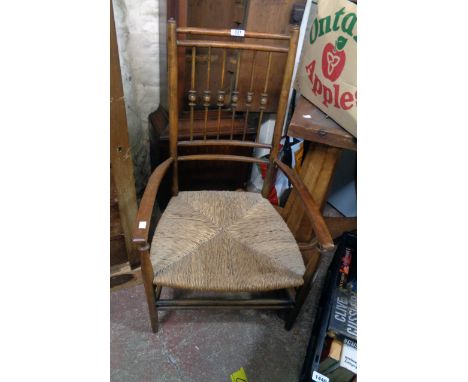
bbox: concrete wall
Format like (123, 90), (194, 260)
(112, 0), (160, 195)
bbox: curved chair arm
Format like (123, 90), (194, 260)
(133, 157), (174, 245)
(274, 159), (334, 251)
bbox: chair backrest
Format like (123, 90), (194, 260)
(167, 19), (299, 198)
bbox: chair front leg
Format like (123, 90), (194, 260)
(138, 243), (159, 333)
(285, 278), (314, 331)
(285, 246), (335, 330)
(285, 246), (322, 330)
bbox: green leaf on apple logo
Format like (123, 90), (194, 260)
(335, 36), (348, 51)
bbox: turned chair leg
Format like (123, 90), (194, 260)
(285, 247), (322, 330)
(144, 283), (159, 333)
(138, 243), (159, 333)
(285, 282), (311, 330)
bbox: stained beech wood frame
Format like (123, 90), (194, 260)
(132, 19), (335, 333)
(170, 18), (299, 197)
(176, 26), (291, 41)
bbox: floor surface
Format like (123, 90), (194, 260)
(111, 286), (318, 382)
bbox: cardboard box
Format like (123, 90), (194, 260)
(296, 0), (357, 137)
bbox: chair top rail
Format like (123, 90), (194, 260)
(176, 26), (290, 41)
(177, 39), (289, 53)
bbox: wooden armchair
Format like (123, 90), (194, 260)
(133, 19), (335, 333)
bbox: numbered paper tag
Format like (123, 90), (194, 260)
(230, 29), (245, 37)
(312, 371), (329, 382)
(230, 367), (248, 382)
(138, 221), (147, 229)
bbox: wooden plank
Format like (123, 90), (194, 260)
(282, 143), (341, 242)
(288, 96), (357, 151)
(110, 173), (128, 266)
(175, 0), (188, 115)
(184, 0), (247, 112)
(110, 238), (128, 267)
(110, 173), (124, 238)
(187, 0), (245, 31)
(237, 0), (305, 112)
(275, 159), (334, 250)
(176, 0), (301, 113)
(110, 1), (139, 267)
(158, 0), (169, 109)
(182, 0), (245, 112)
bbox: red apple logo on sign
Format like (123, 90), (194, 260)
(321, 37), (347, 82)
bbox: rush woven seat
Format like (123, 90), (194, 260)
(150, 191), (305, 291)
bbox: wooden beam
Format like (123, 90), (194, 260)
(110, 1), (139, 267)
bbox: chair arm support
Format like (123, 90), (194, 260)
(274, 159), (334, 250)
(132, 157), (174, 245)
